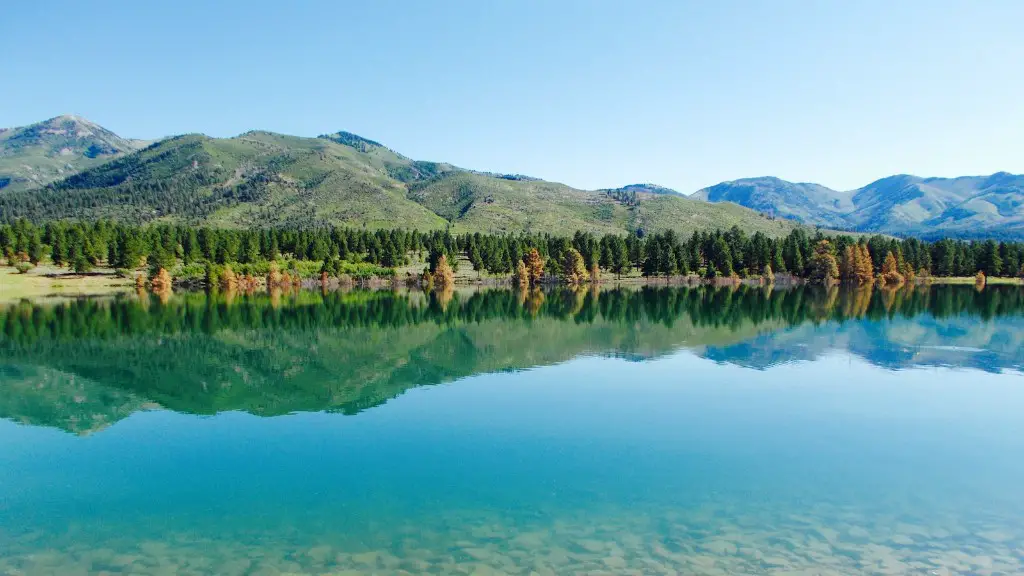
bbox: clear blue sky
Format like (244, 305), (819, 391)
(3, 0), (1022, 193)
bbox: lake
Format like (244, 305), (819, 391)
(1, 285), (1023, 575)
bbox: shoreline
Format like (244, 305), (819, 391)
(4, 263), (1022, 305)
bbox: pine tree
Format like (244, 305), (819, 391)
(27, 232), (43, 265)
(610, 236), (629, 278)
(981, 240), (1002, 277)
(708, 236), (733, 277)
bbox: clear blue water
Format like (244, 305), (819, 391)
(1, 286), (1023, 574)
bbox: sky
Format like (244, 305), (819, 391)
(3, 0), (1023, 193)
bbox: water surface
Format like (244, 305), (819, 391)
(1, 285), (1023, 575)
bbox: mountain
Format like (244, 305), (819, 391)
(0, 115), (148, 193)
(846, 173), (1024, 238)
(693, 177), (852, 229)
(0, 118), (798, 237)
(695, 173), (1024, 239)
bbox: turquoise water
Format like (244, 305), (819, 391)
(1, 286), (1024, 574)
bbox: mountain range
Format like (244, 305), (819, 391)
(1, 115), (1021, 239)
(0, 116), (797, 237)
(694, 173), (1024, 240)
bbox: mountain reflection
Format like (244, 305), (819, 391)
(1, 284), (1023, 433)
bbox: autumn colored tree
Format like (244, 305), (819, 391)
(808, 240), (839, 284)
(514, 260), (529, 289)
(267, 262), (282, 287)
(856, 245), (875, 284)
(840, 245), (857, 283)
(900, 261), (916, 284)
(560, 248), (589, 285)
(433, 254), (455, 288)
(220, 265), (238, 291)
(880, 251), (905, 286)
(840, 244), (872, 284)
(975, 270), (986, 287)
(523, 248), (545, 286)
(150, 267), (172, 293)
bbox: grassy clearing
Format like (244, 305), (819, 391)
(0, 264), (133, 303)
(921, 276), (1023, 285)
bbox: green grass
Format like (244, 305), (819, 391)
(0, 264), (133, 303)
(921, 276), (1023, 285)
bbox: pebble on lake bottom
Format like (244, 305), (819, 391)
(1, 499), (1022, 576)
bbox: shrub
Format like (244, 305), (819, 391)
(14, 262), (33, 274)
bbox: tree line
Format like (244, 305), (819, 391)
(2, 218), (1024, 284)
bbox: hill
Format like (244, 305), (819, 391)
(694, 173), (1024, 239)
(0, 118), (797, 237)
(693, 177), (852, 229)
(0, 115), (148, 193)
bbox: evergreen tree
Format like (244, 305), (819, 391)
(981, 240), (1002, 277)
(708, 236), (733, 277)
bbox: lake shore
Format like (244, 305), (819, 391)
(0, 265), (134, 303)
(3, 261), (1021, 305)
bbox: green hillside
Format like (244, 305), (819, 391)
(0, 115), (147, 193)
(0, 117), (800, 237)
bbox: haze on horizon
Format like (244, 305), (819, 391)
(4, 0), (1023, 194)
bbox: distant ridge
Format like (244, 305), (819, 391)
(695, 173), (1024, 239)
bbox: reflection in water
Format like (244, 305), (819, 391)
(1, 285), (1024, 575)
(1, 285), (1023, 433)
